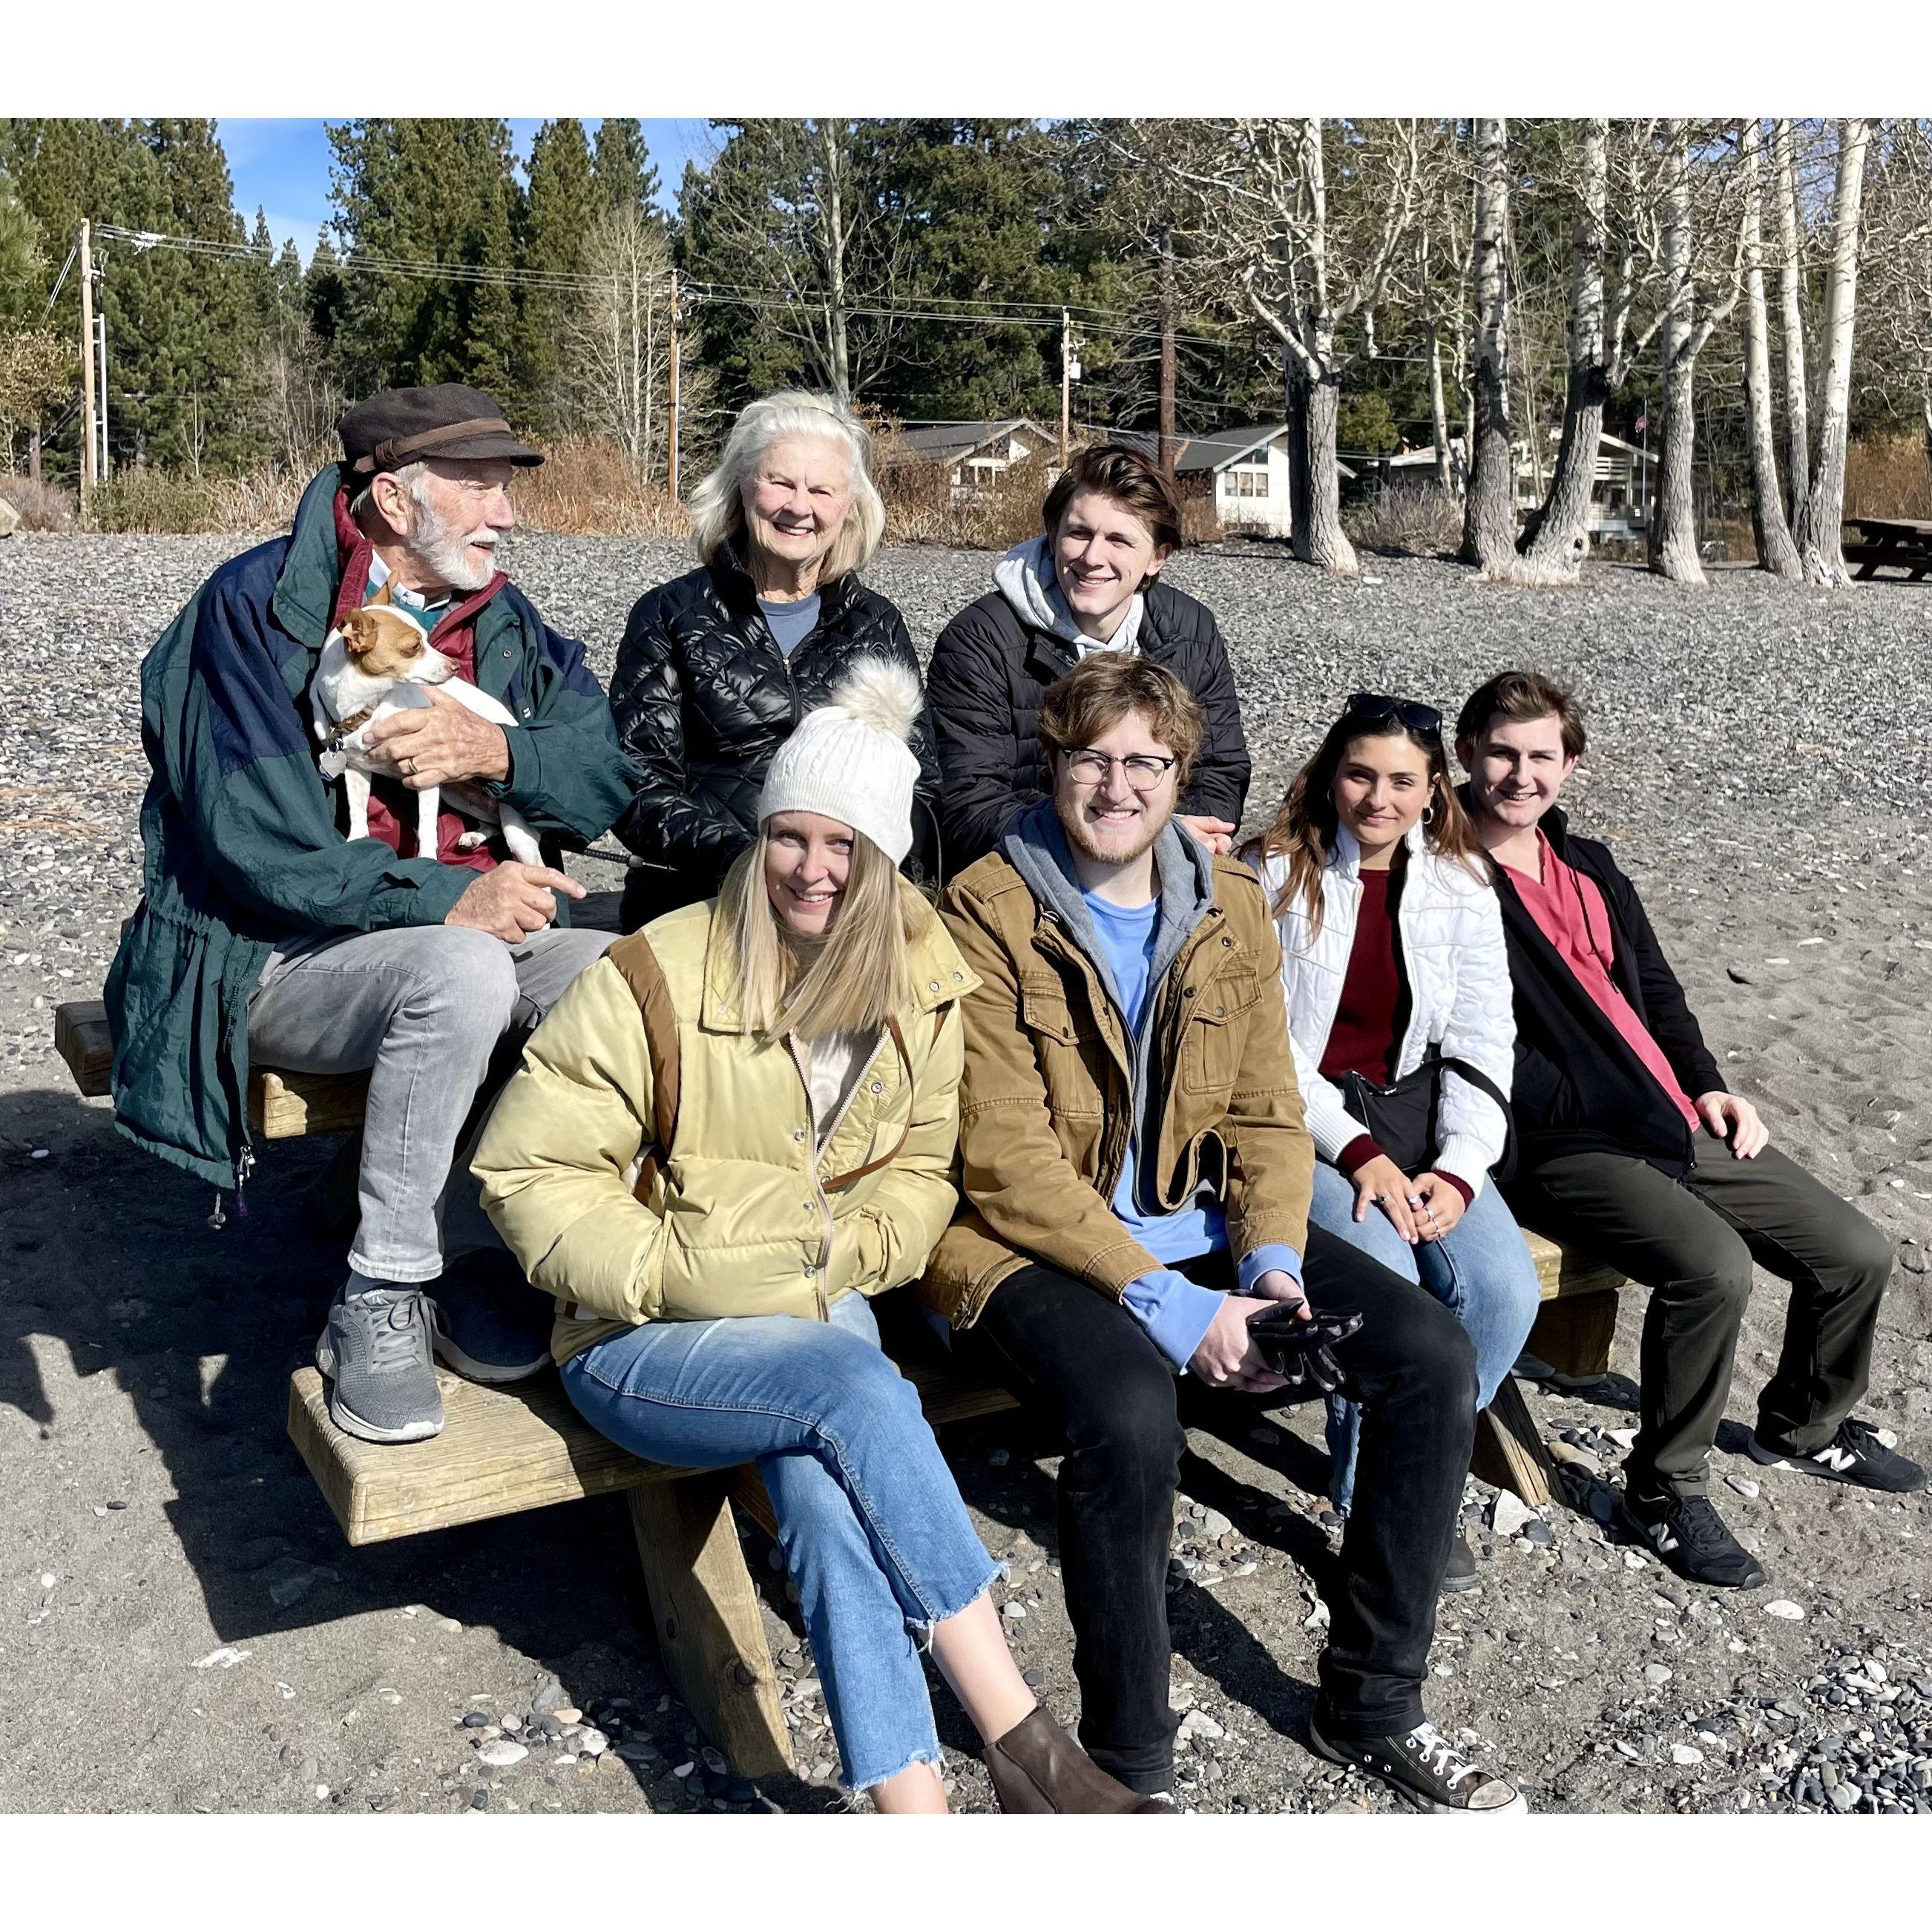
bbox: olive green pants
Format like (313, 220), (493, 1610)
(1510, 1129), (1893, 1499)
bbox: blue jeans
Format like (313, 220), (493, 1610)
(561, 1292), (1002, 1791)
(1310, 1161), (1542, 1514)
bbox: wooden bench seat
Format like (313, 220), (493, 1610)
(59, 989), (1625, 1779)
(56, 997), (368, 1137)
(284, 1231), (1620, 1780)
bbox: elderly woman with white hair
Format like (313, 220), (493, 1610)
(611, 390), (941, 931)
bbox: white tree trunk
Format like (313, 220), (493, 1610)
(1795, 119), (1870, 587)
(1774, 118), (1811, 529)
(1522, 118), (1610, 582)
(1741, 119), (1803, 579)
(1426, 322), (1454, 493)
(1462, 118), (1517, 574)
(1650, 127), (1706, 585)
(819, 122), (852, 407)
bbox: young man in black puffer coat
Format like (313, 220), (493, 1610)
(609, 392), (942, 930)
(925, 444), (1252, 873)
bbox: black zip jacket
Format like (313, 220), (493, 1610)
(1474, 795), (1726, 1178)
(609, 542), (942, 930)
(924, 577), (1252, 871)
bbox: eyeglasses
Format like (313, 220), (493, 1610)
(1059, 747), (1179, 791)
(1347, 691), (1442, 734)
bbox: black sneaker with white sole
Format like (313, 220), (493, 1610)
(1309, 1715), (1526, 1813)
(1745, 1417), (1927, 1494)
(1619, 1490), (1766, 1589)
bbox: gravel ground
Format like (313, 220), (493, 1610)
(2, 529), (1930, 1816)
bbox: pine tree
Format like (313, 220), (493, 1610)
(521, 118), (599, 431)
(592, 118), (662, 220)
(329, 118), (532, 418)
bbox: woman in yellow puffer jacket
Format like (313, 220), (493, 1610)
(473, 662), (1158, 1816)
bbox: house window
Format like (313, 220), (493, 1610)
(1226, 463), (1269, 499)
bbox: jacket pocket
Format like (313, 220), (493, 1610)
(1182, 965), (1258, 1094)
(1020, 975), (1106, 1117)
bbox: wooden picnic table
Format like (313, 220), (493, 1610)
(1844, 516), (1932, 582)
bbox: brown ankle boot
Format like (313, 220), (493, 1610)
(982, 1707), (1171, 1813)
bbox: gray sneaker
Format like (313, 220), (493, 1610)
(315, 1284), (443, 1443)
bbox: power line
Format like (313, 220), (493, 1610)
(90, 220), (1438, 365)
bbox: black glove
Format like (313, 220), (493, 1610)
(1245, 1304), (1363, 1398)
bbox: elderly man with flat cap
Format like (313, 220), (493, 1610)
(105, 384), (634, 1444)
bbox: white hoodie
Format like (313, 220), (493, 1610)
(991, 536), (1146, 658)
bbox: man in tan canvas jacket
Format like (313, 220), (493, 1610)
(925, 655), (1527, 1816)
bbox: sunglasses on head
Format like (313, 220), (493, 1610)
(1346, 691), (1443, 735)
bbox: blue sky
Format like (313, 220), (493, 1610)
(217, 119), (710, 262)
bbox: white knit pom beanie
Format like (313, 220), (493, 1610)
(758, 659), (924, 864)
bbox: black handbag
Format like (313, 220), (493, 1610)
(1335, 1054), (1517, 1184)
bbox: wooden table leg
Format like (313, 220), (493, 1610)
(1470, 1376), (1555, 1508)
(1528, 1287), (1619, 1383)
(627, 1476), (792, 1778)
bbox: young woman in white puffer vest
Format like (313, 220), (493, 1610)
(1245, 694), (1542, 1585)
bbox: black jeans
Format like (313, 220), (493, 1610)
(966, 1228), (1478, 1793)
(1510, 1128), (1894, 1500)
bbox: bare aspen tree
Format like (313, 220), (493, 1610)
(1740, 119), (1804, 578)
(1410, 130), (1476, 496)
(1141, 117), (1422, 574)
(1649, 121), (1747, 586)
(1522, 120), (1663, 582)
(1773, 119), (1812, 528)
(562, 205), (677, 479)
(1794, 119), (1873, 586)
(1461, 119), (1517, 574)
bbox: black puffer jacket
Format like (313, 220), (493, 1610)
(924, 577), (1252, 870)
(610, 543), (942, 930)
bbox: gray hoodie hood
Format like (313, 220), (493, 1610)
(992, 536), (1146, 658)
(1000, 797), (1217, 1213)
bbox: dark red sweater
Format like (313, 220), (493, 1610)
(1318, 865), (1472, 1205)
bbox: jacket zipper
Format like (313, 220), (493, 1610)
(786, 1032), (890, 1320)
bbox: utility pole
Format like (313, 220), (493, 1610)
(1060, 308), (1071, 469)
(667, 267), (682, 500)
(1157, 234), (1178, 479)
(1059, 309), (1082, 470)
(96, 254), (110, 482)
(78, 220), (97, 509)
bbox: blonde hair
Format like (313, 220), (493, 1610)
(688, 390), (887, 584)
(717, 828), (928, 1040)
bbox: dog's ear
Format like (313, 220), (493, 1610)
(339, 610), (377, 654)
(369, 579), (395, 608)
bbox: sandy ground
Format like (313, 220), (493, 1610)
(2, 533), (1930, 1816)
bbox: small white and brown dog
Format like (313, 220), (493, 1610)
(312, 584), (543, 867)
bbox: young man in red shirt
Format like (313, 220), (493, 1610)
(1456, 669), (1923, 1590)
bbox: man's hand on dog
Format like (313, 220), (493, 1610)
(367, 686), (511, 786)
(447, 862), (587, 942)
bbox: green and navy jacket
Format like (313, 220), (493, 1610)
(104, 464), (634, 1191)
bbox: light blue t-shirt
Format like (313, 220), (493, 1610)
(1085, 893), (1226, 1264)
(1083, 887), (1301, 1373)
(759, 592), (821, 657)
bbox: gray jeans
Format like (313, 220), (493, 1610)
(249, 923), (614, 1282)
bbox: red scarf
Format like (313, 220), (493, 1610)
(329, 488), (511, 871)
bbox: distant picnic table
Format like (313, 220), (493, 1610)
(1842, 516), (1932, 582)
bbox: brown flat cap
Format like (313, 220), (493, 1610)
(338, 383), (543, 476)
